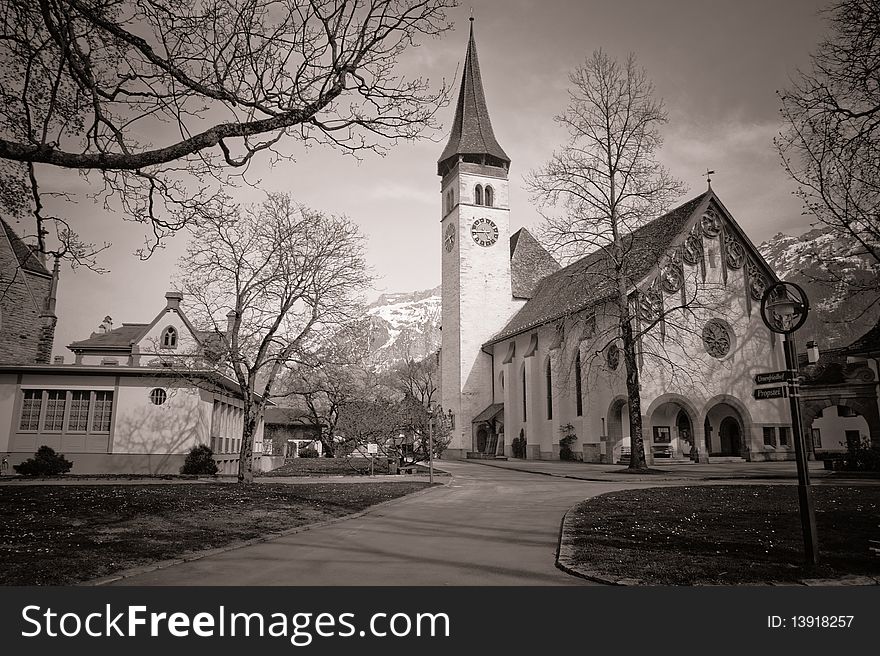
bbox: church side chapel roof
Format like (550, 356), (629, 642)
(1, 217), (51, 276)
(437, 20), (510, 174)
(510, 228), (561, 298)
(488, 192), (712, 344)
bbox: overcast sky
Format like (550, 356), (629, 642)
(34, 0), (833, 357)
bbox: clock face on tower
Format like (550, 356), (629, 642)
(471, 218), (499, 247)
(444, 222), (456, 252)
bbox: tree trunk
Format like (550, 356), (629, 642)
(620, 308), (648, 470)
(237, 411), (259, 484)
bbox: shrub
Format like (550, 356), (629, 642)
(842, 437), (880, 472)
(180, 445), (218, 475)
(559, 423), (578, 461)
(13, 446), (73, 476)
(298, 446), (319, 458)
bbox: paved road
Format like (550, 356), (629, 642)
(108, 460), (655, 586)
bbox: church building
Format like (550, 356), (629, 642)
(437, 21), (797, 464)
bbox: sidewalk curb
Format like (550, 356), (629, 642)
(465, 457), (833, 484)
(82, 478), (452, 586)
(554, 497), (880, 587)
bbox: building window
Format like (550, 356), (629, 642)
(485, 185), (494, 207)
(778, 426), (790, 447)
(521, 366), (527, 422)
(474, 184), (483, 206)
(44, 390), (66, 431)
(19, 390), (43, 431)
(811, 428), (822, 449)
(575, 352), (583, 417)
(702, 319), (733, 358)
(763, 426), (777, 447)
(92, 391), (113, 432)
(546, 358), (553, 420)
(606, 343), (620, 370)
(150, 388), (167, 406)
(161, 326), (178, 349)
(68, 391), (91, 432)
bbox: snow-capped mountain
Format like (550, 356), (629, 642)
(758, 227), (879, 350)
(364, 286), (441, 369)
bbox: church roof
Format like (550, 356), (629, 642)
(437, 20), (510, 175)
(509, 228), (561, 298)
(488, 192), (711, 344)
(1, 217), (50, 276)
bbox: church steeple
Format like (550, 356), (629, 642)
(437, 18), (510, 177)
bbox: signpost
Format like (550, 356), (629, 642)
(367, 442), (378, 476)
(759, 281), (818, 568)
(752, 386), (787, 400)
(754, 371), (792, 385)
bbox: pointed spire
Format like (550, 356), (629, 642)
(437, 18), (510, 176)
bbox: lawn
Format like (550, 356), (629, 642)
(563, 485), (880, 585)
(0, 481), (430, 585)
(261, 457), (393, 476)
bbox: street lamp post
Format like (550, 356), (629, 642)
(426, 405), (434, 485)
(760, 281), (819, 568)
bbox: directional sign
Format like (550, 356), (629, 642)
(753, 386), (788, 400)
(754, 371), (792, 385)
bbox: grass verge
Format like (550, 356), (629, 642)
(0, 481), (430, 585)
(562, 485), (880, 585)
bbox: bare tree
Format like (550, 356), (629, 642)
(0, 0), (455, 258)
(527, 50), (690, 470)
(286, 319), (375, 457)
(391, 354), (449, 465)
(178, 192), (368, 482)
(776, 0), (880, 310)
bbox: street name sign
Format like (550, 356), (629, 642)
(754, 371), (792, 385)
(753, 386), (788, 400)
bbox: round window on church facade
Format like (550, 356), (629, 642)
(702, 319), (734, 359)
(150, 388), (168, 406)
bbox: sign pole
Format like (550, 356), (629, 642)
(428, 413), (434, 485)
(783, 332), (819, 568)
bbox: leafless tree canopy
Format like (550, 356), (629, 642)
(0, 0), (455, 256)
(179, 192), (369, 481)
(527, 50), (687, 470)
(776, 0), (880, 272)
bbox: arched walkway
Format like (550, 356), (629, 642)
(700, 395), (754, 460)
(644, 394), (701, 461)
(605, 396), (629, 464)
(802, 397), (880, 451)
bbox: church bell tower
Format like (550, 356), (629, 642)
(438, 18), (514, 458)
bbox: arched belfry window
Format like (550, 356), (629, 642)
(161, 326), (178, 349)
(485, 185), (494, 207)
(546, 357), (553, 420)
(575, 351), (583, 416)
(474, 184), (483, 206)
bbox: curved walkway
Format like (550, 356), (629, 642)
(106, 461), (657, 586)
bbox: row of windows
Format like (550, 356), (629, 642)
(19, 390), (114, 433)
(210, 435), (242, 455)
(763, 426), (791, 448)
(443, 184), (497, 214)
(507, 353), (585, 424)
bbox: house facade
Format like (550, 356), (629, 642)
(438, 22), (795, 463)
(0, 290), (279, 475)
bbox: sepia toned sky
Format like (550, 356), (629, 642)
(35, 0), (832, 357)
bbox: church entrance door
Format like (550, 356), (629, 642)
(719, 417), (741, 456)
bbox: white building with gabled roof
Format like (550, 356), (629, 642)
(0, 291), (278, 475)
